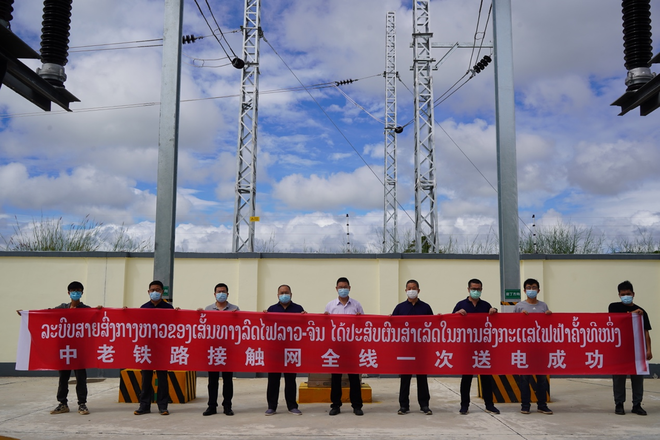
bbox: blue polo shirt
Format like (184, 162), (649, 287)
(267, 301), (304, 313)
(452, 297), (492, 314)
(140, 300), (174, 309)
(392, 299), (433, 316)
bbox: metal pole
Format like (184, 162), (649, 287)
(153, 0), (183, 302)
(492, 0), (521, 305)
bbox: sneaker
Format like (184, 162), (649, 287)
(420, 407), (433, 415)
(329, 407), (340, 416)
(288, 408), (302, 415)
(134, 407), (151, 415)
(353, 408), (364, 416)
(78, 404), (90, 415)
(265, 408), (276, 416)
(520, 407), (531, 414)
(485, 404), (500, 414)
(397, 407), (410, 415)
(50, 403), (69, 414)
(159, 409), (169, 416)
(537, 406), (553, 415)
(223, 408), (234, 416)
(615, 403), (625, 415)
(202, 407), (217, 416)
(459, 404), (469, 415)
(631, 405), (647, 416)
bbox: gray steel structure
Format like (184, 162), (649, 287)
(492, 0), (521, 301)
(233, 0), (262, 252)
(383, 11), (398, 253)
(412, 0), (439, 253)
(153, 0), (184, 301)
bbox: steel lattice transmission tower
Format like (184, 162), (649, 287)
(412, 0), (439, 253)
(383, 11), (399, 253)
(232, 0), (262, 252)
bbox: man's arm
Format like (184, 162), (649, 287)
(645, 330), (653, 361)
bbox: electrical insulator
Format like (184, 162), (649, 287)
(231, 57), (245, 69)
(335, 79), (355, 86)
(182, 34), (197, 44)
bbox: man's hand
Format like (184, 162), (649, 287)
(632, 308), (644, 315)
(520, 310), (529, 315)
(16, 309), (22, 316)
(545, 310), (552, 315)
(647, 349), (653, 361)
(455, 309), (467, 316)
(489, 308), (498, 315)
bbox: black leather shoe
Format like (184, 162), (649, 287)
(420, 407), (433, 415)
(134, 408), (150, 415)
(329, 407), (340, 416)
(615, 403), (625, 415)
(631, 405), (647, 416)
(353, 408), (364, 416)
(202, 407), (217, 416)
(223, 408), (234, 416)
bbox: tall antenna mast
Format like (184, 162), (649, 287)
(232, 0), (262, 252)
(412, 0), (438, 253)
(383, 11), (399, 253)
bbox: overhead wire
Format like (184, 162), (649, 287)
(192, 0), (236, 61)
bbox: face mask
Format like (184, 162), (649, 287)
(621, 295), (633, 305)
(216, 292), (228, 303)
(469, 290), (482, 300)
(149, 291), (162, 301)
(279, 294), (291, 304)
(337, 288), (350, 298)
(69, 291), (82, 301)
(525, 290), (538, 299)
(406, 290), (418, 300)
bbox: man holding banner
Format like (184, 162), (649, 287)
(453, 278), (499, 415)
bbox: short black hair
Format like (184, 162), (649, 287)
(406, 279), (420, 289)
(278, 284), (292, 293)
(523, 278), (540, 289)
(149, 280), (164, 289)
(67, 281), (84, 292)
(336, 277), (350, 286)
(468, 278), (482, 288)
(617, 280), (634, 293)
(214, 283), (229, 292)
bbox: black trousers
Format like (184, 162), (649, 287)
(139, 370), (169, 410)
(399, 374), (430, 409)
(519, 375), (548, 408)
(207, 371), (234, 409)
(460, 374), (493, 406)
(56, 369), (87, 405)
(613, 374), (644, 406)
(266, 372), (298, 411)
(330, 373), (363, 409)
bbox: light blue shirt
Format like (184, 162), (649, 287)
(324, 297), (364, 315)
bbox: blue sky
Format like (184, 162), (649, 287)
(1, 0), (660, 252)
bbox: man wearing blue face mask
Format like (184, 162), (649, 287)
(609, 280), (653, 416)
(324, 276), (365, 416)
(134, 280), (174, 416)
(453, 278), (499, 415)
(201, 283), (239, 416)
(48, 281), (91, 416)
(514, 278), (553, 415)
(264, 284), (305, 416)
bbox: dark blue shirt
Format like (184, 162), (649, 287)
(267, 301), (304, 313)
(392, 299), (433, 316)
(452, 297), (492, 314)
(140, 300), (174, 309)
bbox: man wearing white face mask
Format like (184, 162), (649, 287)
(514, 278), (553, 415)
(201, 283), (239, 416)
(324, 277), (365, 416)
(264, 284), (305, 416)
(134, 280), (174, 416)
(609, 280), (653, 416)
(392, 279), (434, 415)
(453, 278), (499, 415)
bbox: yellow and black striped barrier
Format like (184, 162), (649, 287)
(479, 374), (550, 403)
(118, 369), (196, 403)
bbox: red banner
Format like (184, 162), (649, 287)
(17, 309), (648, 375)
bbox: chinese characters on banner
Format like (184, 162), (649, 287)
(16, 309), (649, 375)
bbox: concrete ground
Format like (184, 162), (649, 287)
(0, 376), (659, 440)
